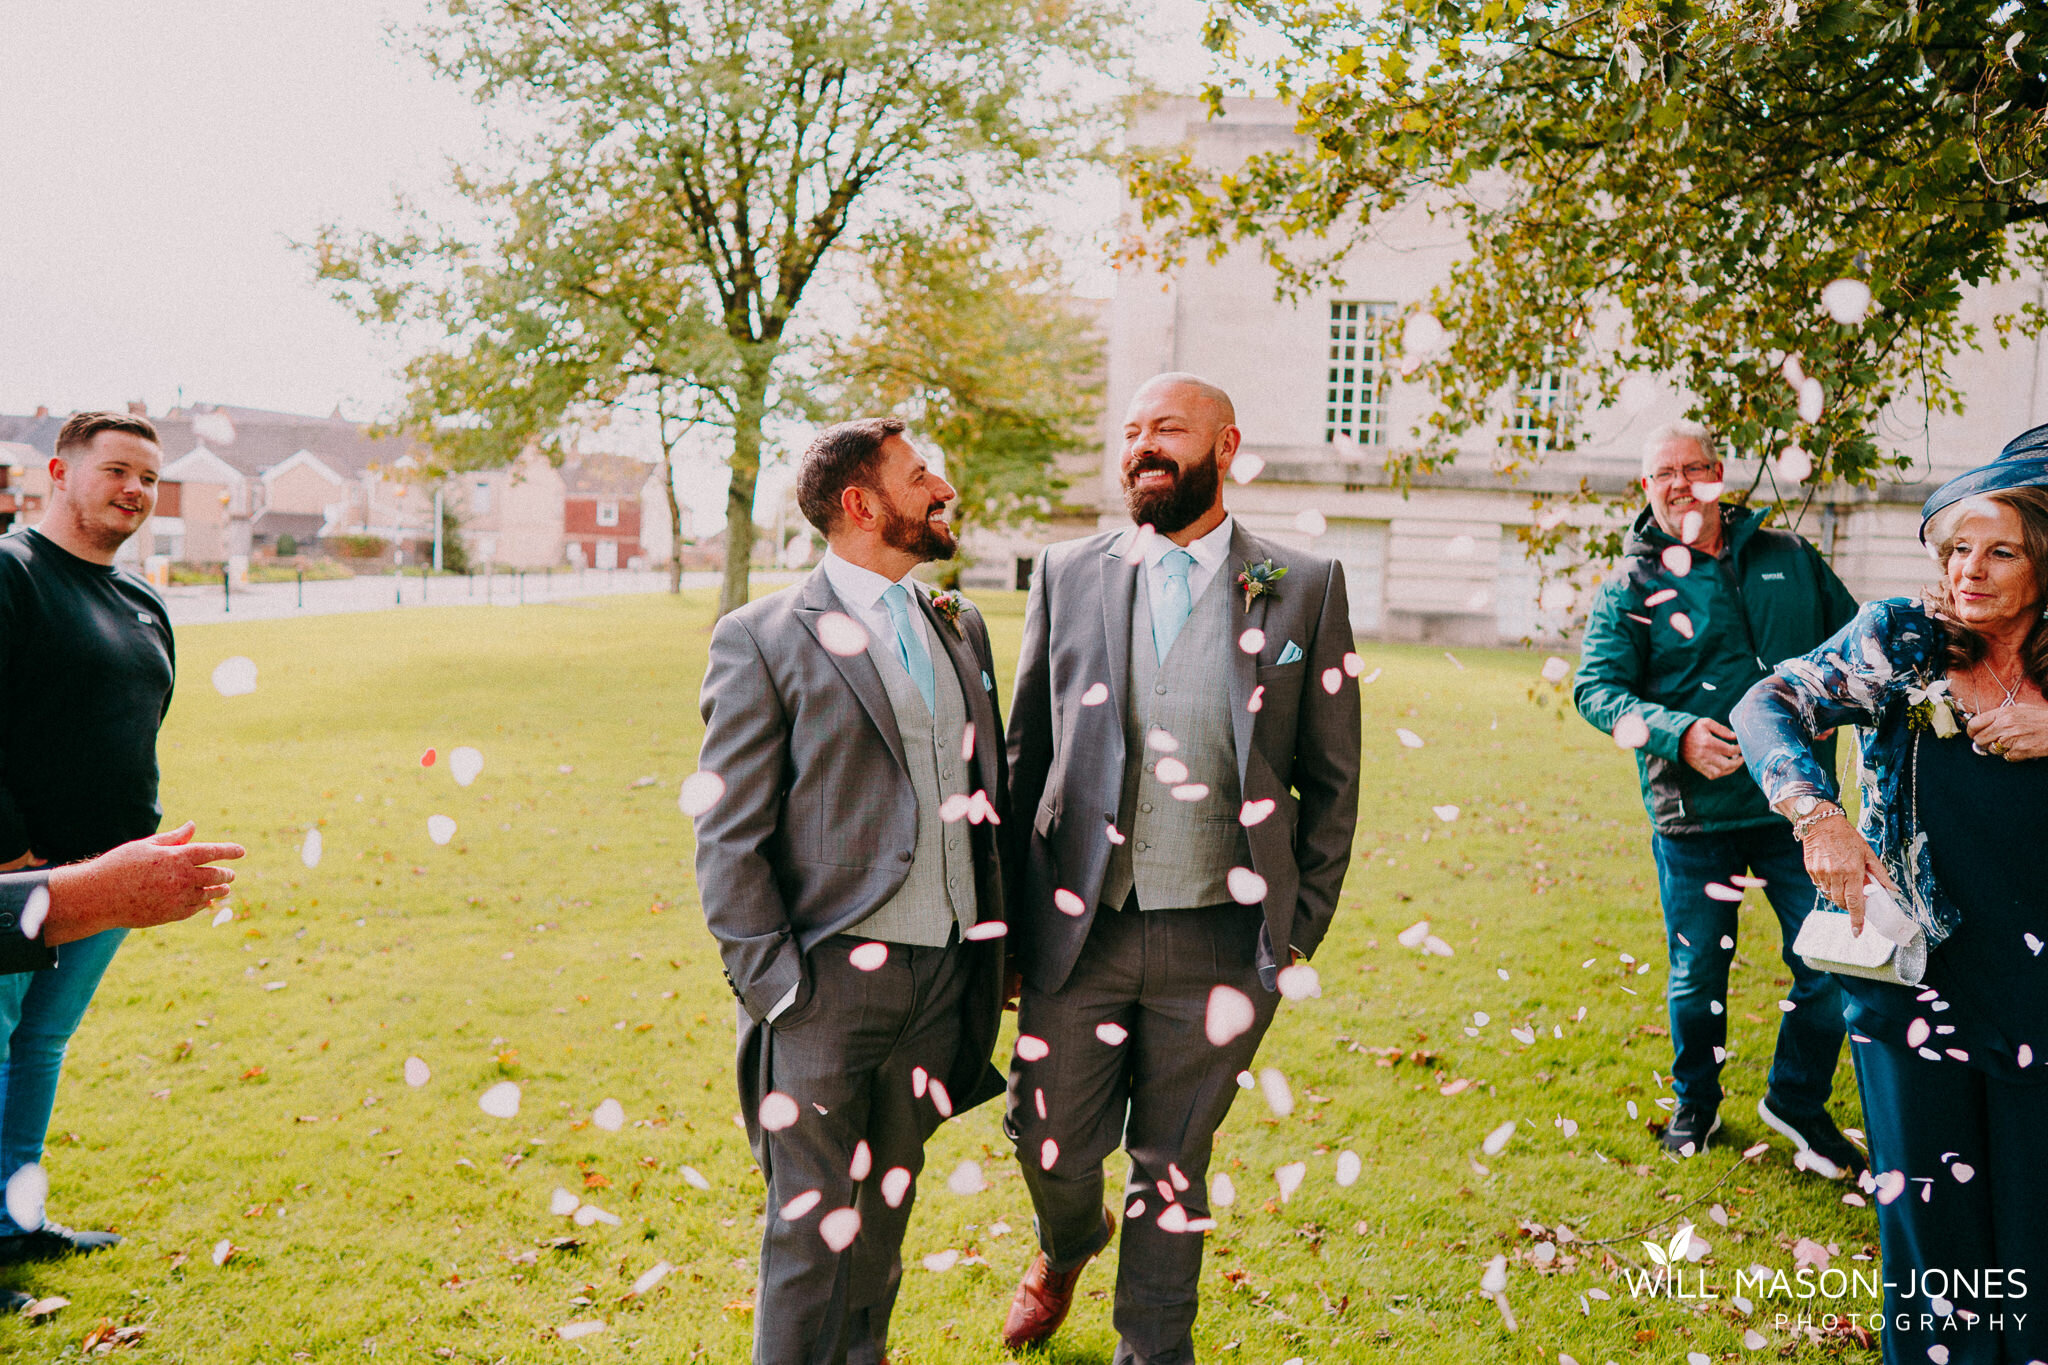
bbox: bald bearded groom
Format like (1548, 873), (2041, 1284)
(999, 374), (1362, 1362)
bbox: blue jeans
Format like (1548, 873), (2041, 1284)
(1651, 825), (1845, 1116)
(0, 927), (127, 1234)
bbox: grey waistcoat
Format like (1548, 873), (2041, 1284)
(1099, 569), (1251, 911)
(855, 620), (979, 946)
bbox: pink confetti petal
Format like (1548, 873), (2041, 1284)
(849, 1141), (872, 1181)
(817, 613), (870, 656)
(1039, 1138), (1060, 1170)
(1275, 1160), (1305, 1199)
(1661, 545), (1692, 577)
(1238, 628), (1265, 654)
(1231, 453), (1266, 484)
(1095, 1022), (1129, 1046)
(1343, 652), (1364, 676)
(1206, 985), (1256, 1045)
(1105, 822), (1126, 845)
(1321, 667), (1343, 694)
(1157, 1202), (1191, 1233)
(963, 920), (1008, 941)
(1155, 757), (1189, 783)
(1643, 588), (1677, 607)
(1226, 867), (1268, 905)
(880, 1167), (912, 1208)
(849, 942), (890, 972)
(1704, 882), (1743, 902)
(1170, 783), (1209, 802)
(1613, 714), (1651, 749)
(1053, 888), (1087, 917)
(780, 1190), (822, 1220)
(1540, 656), (1570, 683)
(928, 1079), (953, 1117)
(911, 1066), (928, 1098)
(819, 1207), (861, 1251)
(1259, 1068), (1294, 1116)
(1669, 612), (1695, 640)
(404, 1057), (430, 1087)
(1239, 799), (1276, 827)
(1690, 481), (1724, 501)
(938, 792), (973, 823)
(1294, 509), (1327, 536)
(1247, 684), (1265, 713)
(1015, 1035), (1050, 1062)
(1776, 445), (1813, 482)
(1081, 682), (1110, 706)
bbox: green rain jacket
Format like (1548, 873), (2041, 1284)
(1574, 503), (1859, 834)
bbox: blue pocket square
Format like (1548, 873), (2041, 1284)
(1276, 640), (1304, 666)
(982, 670), (996, 692)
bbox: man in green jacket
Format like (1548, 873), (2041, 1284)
(1575, 421), (1863, 1173)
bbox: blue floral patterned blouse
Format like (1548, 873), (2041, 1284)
(1730, 598), (1960, 946)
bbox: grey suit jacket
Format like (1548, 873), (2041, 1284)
(694, 568), (1010, 1118)
(1004, 522), (1362, 994)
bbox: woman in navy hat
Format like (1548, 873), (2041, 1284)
(1732, 423), (2048, 1364)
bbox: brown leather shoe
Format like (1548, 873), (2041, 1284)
(1000, 1208), (1115, 1350)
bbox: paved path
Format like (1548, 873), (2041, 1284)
(160, 568), (804, 627)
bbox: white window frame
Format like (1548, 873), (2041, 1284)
(1505, 360), (1576, 455)
(1326, 301), (1397, 447)
(595, 498), (620, 528)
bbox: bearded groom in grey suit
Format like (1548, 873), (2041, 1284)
(998, 374), (1362, 1362)
(694, 418), (1008, 1365)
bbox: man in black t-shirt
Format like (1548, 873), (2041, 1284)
(0, 410), (179, 1269)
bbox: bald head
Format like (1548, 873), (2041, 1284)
(1129, 372), (1236, 433)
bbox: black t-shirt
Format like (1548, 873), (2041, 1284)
(0, 529), (175, 864)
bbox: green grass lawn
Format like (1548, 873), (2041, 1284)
(0, 589), (1881, 1363)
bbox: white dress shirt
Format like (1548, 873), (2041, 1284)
(819, 549), (935, 669)
(1136, 514), (1235, 620)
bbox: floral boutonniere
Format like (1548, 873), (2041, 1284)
(1236, 559), (1287, 613)
(928, 589), (968, 637)
(1906, 677), (1962, 738)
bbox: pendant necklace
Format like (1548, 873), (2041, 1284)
(1980, 656), (2025, 710)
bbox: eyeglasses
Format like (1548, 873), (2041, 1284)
(1645, 462), (1719, 488)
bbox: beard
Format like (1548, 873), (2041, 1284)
(1123, 443), (1222, 535)
(878, 497), (957, 562)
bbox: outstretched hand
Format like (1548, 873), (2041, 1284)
(1800, 815), (1895, 932)
(41, 823), (246, 946)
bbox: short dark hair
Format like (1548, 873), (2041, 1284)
(55, 410), (159, 457)
(796, 418), (906, 535)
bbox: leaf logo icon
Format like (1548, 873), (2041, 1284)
(1668, 1224), (1694, 1263)
(1641, 1240), (1669, 1267)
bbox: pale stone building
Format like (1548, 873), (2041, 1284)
(1093, 97), (2048, 643)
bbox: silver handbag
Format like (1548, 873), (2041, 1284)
(1792, 907), (1927, 985)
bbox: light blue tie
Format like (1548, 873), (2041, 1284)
(883, 583), (937, 712)
(1153, 548), (1195, 663)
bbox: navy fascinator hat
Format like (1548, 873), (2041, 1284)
(1920, 421), (2048, 543)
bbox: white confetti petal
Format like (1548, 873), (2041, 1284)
(300, 829), (323, 869)
(1205, 985), (1257, 1045)
(1226, 867), (1268, 905)
(1294, 509), (1327, 537)
(1095, 1022), (1129, 1046)
(1276, 963), (1321, 1000)
(1259, 1067), (1294, 1117)
(1230, 453), (1266, 485)
(1540, 656), (1570, 683)
(758, 1092), (800, 1132)
(478, 1081), (521, 1119)
(1053, 888), (1087, 917)
(1238, 628), (1266, 655)
(211, 656), (258, 697)
(1482, 1120), (1516, 1156)
(679, 772), (726, 818)
(680, 1165), (710, 1190)
(780, 1189), (822, 1220)
(404, 1056), (430, 1088)
(549, 1187), (581, 1216)
(1335, 1149), (1362, 1186)
(923, 1248), (961, 1272)
(210, 904), (234, 927)
(1432, 804), (1460, 822)
(881, 1167), (912, 1207)
(448, 746), (484, 787)
(947, 1161), (985, 1195)
(1821, 278), (1872, 325)
(1080, 682), (1110, 706)
(3, 1163), (46, 1232)
(557, 1321), (605, 1341)
(427, 814), (457, 845)
(630, 1261), (672, 1297)
(1212, 1172), (1236, 1207)
(963, 920), (1007, 940)
(1613, 714), (1651, 749)
(1239, 798), (1276, 827)
(1321, 667), (1343, 694)
(593, 1098), (625, 1132)
(1275, 1160), (1306, 1200)
(1395, 728), (1425, 749)
(817, 613), (869, 656)
(849, 942), (889, 972)
(1661, 544), (1693, 577)
(1397, 919), (1431, 948)
(819, 1207), (861, 1251)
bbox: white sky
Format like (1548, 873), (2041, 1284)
(0, 0), (1235, 531)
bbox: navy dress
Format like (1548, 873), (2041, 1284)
(1845, 727), (2048, 1365)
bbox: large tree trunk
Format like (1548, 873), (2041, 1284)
(718, 352), (774, 617)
